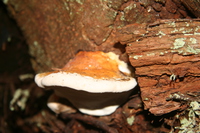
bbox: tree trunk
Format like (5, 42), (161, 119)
(126, 19), (200, 115)
(3, 0), (200, 132)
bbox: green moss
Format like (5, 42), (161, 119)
(3, 0), (8, 4)
(182, 28), (193, 34)
(189, 38), (197, 44)
(156, 31), (166, 36)
(171, 28), (178, 33)
(10, 89), (30, 111)
(127, 116), (135, 126)
(194, 32), (200, 35)
(63, 2), (70, 10)
(33, 41), (38, 46)
(120, 12), (125, 21)
(133, 55), (143, 59)
(76, 0), (83, 4)
(173, 101), (200, 133)
(160, 52), (164, 55)
(30, 41), (53, 72)
(170, 37), (200, 55)
(143, 97), (149, 101)
(168, 21), (176, 27)
(146, 53), (155, 56)
(124, 3), (135, 12)
(186, 45), (200, 55)
(172, 38), (186, 49)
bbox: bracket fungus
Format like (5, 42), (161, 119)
(35, 51), (137, 116)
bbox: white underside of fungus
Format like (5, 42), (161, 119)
(35, 51), (137, 116)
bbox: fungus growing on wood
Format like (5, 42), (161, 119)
(35, 51), (137, 116)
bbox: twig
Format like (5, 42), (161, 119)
(60, 113), (118, 133)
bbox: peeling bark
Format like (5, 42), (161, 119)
(3, 0), (200, 132)
(6, 0), (189, 72)
(126, 19), (200, 115)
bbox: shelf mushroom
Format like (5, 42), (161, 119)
(35, 51), (137, 116)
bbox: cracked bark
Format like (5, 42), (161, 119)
(126, 19), (200, 115)
(4, 0), (200, 132)
(5, 0), (189, 72)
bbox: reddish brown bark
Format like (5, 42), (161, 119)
(6, 0), (189, 72)
(126, 19), (200, 115)
(2, 0), (200, 132)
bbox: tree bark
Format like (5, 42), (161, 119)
(126, 19), (200, 115)
(6, 0), (189, 72)
(4, 0), (200, 132)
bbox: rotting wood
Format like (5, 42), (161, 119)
(126, 19), (200, 115)
(5, 0), (190, 73)
(2, 0), (200, 132)
(60, 113), (118, 133)
(181, 0), (200, 18)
